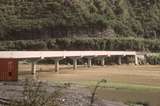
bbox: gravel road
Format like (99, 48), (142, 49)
(0, 80), (127, 106)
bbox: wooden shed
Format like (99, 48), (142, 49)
(0, 59), (18, 81)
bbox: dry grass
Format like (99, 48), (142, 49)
(19, 64), (160, 86)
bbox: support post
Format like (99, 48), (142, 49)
(87, 57), (92, 68)
(135, 55), (138, 65)
(31, 61), (37, 75)
(118, 56), (122, 65)
(54, 59), (60, 72)
(101, 57), (105, 66)
(70, 57), (81, 70)
(73, 58), (77, 70)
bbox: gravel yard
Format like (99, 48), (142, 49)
(0, 80), (127, 106)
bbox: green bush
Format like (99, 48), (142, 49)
(147, 54), (160, 65)
(1, 38), (160, 52)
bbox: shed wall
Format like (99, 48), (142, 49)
(0, 59), (18, 81)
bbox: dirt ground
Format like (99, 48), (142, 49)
(18, 64), (160, 106)
(19, 64), (160, 86)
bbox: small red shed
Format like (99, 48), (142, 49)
(0, 59), (18, 81)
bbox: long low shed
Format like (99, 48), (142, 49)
(0, 51), (138, 81)
(0, 51), (136, 58)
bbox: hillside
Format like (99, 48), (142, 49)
(0, 0), (160, 40)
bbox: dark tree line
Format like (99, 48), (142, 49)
(1, 38), (160, 52)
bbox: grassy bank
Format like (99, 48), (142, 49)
(48, 80), (160, 106)
(49, 80), (160, 92)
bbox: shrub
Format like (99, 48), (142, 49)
(8, 79), (62, 106)
(1, 38), (160, 52)
(147, 54), (160, 65)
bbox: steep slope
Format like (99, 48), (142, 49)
(0, 0), (160, 40)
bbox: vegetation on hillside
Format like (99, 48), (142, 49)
(0, 38), (160, 52)
(0, 0), (160, 40)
